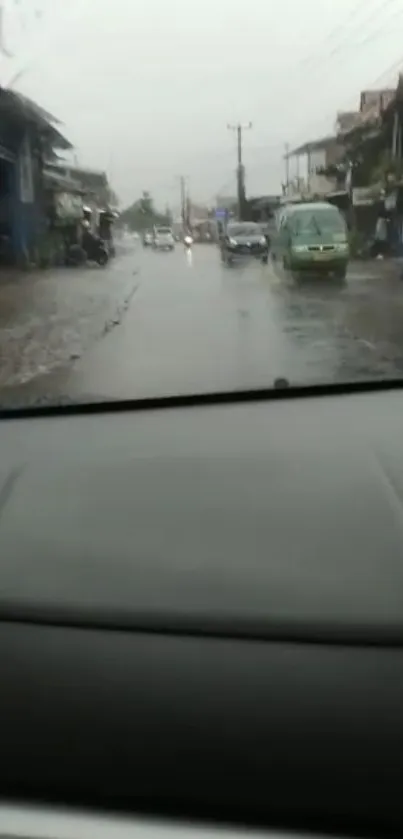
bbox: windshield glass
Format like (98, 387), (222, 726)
(293, 210), (347, 237)
(229, 225), (262, 236)
(0, 3), (402, 411)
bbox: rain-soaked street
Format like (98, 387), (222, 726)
(3, 240), (403, 408)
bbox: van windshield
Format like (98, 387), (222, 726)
(293, 209), (346, 237)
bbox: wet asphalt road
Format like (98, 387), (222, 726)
(3, 241), (403, 407)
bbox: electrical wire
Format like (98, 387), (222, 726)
(282, 0), (403, 156)
(296, 0), (380, 69)
(291, 50), (403, 152)
(267, 0), (401, 113)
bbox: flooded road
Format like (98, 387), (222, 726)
(2, 242), (403, 407)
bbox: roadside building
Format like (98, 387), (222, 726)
(336, 86), (399, 246)
(44, 163), (119, 253)
(0, 87), (72, 266)
(44, 163), (115, 229)
(41, 167), (86, 265)
(282, 86), (399, 249)
(284, 135), (344, 202)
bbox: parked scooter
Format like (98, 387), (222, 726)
(66, 231), (109, 267)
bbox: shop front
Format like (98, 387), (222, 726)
(0, 141), (16, 264)
(46, 186), (84, 264)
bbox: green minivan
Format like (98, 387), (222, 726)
(272, 202), (349, 279)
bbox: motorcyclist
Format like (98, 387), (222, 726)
(184, 229), (193, 248)
(82, 219), (99, 257)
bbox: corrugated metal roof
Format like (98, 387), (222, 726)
(67, 166), (108, 188)
(11, 91), (62, 125)
(0, 87), (72, 149)
(360, 88), (395, 110)
(338, 88), (396, 136)
(43, 169), (85, 194)
(285, 135), (337, 158)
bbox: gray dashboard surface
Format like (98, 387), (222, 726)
(0, 389), (403, 640)
(0, 802), (332, 839)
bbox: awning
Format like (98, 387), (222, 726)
(43, 169), (85, 194)
(285, 135), (337, 158)
(0, 87), (72, 151)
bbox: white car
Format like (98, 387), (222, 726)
(153, 227), (175, 251)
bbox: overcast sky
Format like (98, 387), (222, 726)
(2, 0), (403, 210)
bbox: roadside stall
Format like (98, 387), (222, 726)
(44, 169), (85, 264)
(382, 185), (403, 255)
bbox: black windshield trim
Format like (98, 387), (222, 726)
(2, 377), (403, 420)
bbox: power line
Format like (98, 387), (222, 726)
(284, 9), (403, 154)
(266, 0), (400, 115)
(311, 0), (403, 81)
(297, 0), (378, 68)
(284, 53), (403, 178)
(321, 53), (402, 140)
(326, 0), (398, 58)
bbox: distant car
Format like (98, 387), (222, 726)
(153, 227), (175, 251)
(220, 222), (268, 265)
(142, 231), (153, 247)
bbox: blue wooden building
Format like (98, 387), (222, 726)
(0, 87), (72, 265)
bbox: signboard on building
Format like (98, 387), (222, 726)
(19, 136), (34, 203)
(54, 192), (83, 221)
(352, 187), (380, 206)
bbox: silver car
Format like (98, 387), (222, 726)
(153, 227), (175, 251)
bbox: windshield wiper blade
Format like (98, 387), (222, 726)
(3, 377), (403, 421)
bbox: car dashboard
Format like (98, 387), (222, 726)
(0, 803), (356, 839)
(1, 385), (403, 839)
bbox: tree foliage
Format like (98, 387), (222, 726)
(118, 191), (172, 230)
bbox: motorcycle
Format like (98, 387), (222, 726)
(66, 233), (109, 267)
(184, 235), (193, 249)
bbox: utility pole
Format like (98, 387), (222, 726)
(177, 175), (191, 230)
(180, 176), (186, 226)
(177, 175), (187, 229)
(284, 143), (290, 195)
(227, 122), (252, 220)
